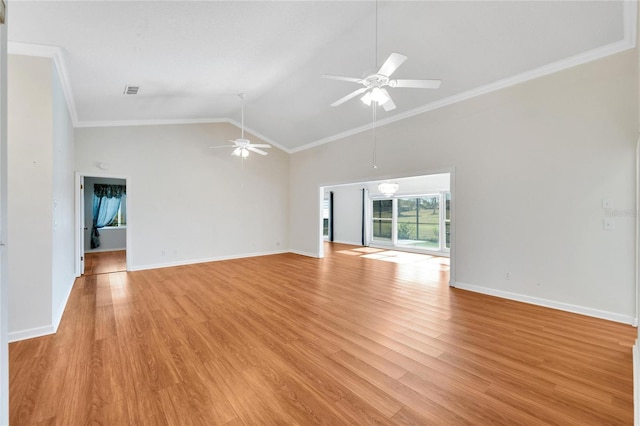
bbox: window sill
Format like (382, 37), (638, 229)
(100, 226), (127, 230)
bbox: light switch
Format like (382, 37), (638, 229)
(602, 198), (613, 209)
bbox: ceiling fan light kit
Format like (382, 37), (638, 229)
(323, 0), (441, 112)
(210, 93), (272, 159)
(325, 52), (441, 111)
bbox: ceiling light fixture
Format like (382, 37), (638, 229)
(361, 87), (390, 107)
(378, 182), (399, 197)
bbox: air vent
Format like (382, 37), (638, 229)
(123, 85), (140, 95)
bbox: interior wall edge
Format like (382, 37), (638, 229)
(51, 275), (75, 335)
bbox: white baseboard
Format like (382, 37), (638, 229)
(454, 281), (635, 325)
(289, 249), (320, 258)
(332, 239), (362, 246)
(9, 275), (77, 343)
(129, 249), (289, 272)
(85, 248), (126, 253)
(634, 342), (639, 426)
(9, 325), (55, 343)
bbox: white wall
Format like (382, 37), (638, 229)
(324, 186), (363, 245)
(0, 4), (8, 424)
(291, 50), (638, 322)
(75, 123), (289, 271)
(51, 65), (75, 327)
(8, 55), (54, 333)
(8, 54), (75, 341)
(84, 176), (126, 252)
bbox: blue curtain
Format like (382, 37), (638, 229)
(91, 184), (125, 249)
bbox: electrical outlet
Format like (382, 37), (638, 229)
(505, 272), (511, 280)
(603, 218), (614, 230)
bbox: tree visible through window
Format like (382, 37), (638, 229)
(372, 199), (392, 241)
(371, 192), (450, 251)
(397, 196), (439, 250)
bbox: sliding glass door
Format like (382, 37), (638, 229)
(371, 192), (450, 253)
(397, 196), (440, 250)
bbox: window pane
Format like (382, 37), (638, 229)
(372, 219), (392, 240)
(445, 192), (451, 221)
(397, 196), (439, 250)
(323, 197), (330, 237)
(373, 199), (392, 219)
(445, 222), (451, 249)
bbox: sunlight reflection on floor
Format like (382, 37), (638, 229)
(337, 247), (449, 266)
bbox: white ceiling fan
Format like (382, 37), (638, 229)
(212, 93), (271, 158)
(324, 52), (441, 112)
(323, 0), (441, 112)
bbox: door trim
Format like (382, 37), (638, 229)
(75, 172), (131, 276)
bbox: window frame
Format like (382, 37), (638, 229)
(369, 191), (450, 254)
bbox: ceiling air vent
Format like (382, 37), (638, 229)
(123, 85), (140, 95)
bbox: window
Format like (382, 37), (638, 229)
(322, 196), (329, 238)
(397, 196), (440, 250)
(107, 201), (127, 227)
(370, 191), (450, 252)
(372, 199), (393, 241)
(445, 192), (451, 249)
(105, 194), (126, 228)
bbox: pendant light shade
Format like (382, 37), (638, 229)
(378, 182), (399, 197)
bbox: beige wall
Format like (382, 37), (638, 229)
(290, 50), (638, 322)
(75, 122), (290, 270)
(8, 55), (54, 334)
(7, 55), (75, 341)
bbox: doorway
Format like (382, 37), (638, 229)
(75, 173), (130, 276)
(318, 171), (455, 285)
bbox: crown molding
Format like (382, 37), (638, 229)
(8, 41), (79, 126)
(77, 117), (292, 153)
(225, 118), (291, 153)
(292, 1), (638, 153)
(75, 117), (228, 128)
(9, 0), (636, 156)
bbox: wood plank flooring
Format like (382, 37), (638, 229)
(10, 243), (637, 425)
(84, 250), (126, 275)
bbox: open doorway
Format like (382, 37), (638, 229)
(75, 173), (130, 276)
(318, 171), (455, 285)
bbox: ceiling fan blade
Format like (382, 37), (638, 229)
(381, 90), (396, 112)
(232, 147), (242, 156)
(377, 53), (407, 77)
(331, 87), (368, 107)
(323, 74), (362, 83)
(392, 79), (442, 89)
(249, 143), (271, 148)
(247, 146), (268, 156)
(210, 145), (235, 149)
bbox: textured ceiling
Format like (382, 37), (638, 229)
(7, 1), (635, 152)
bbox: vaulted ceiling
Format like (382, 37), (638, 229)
(8, 1), (635, 152)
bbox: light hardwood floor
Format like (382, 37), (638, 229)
(84, 250), (126, 275)
(10, 243), (636, 424)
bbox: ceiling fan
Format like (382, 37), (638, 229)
(211, 93), (271, 158)
(323, 52), (441, 112)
